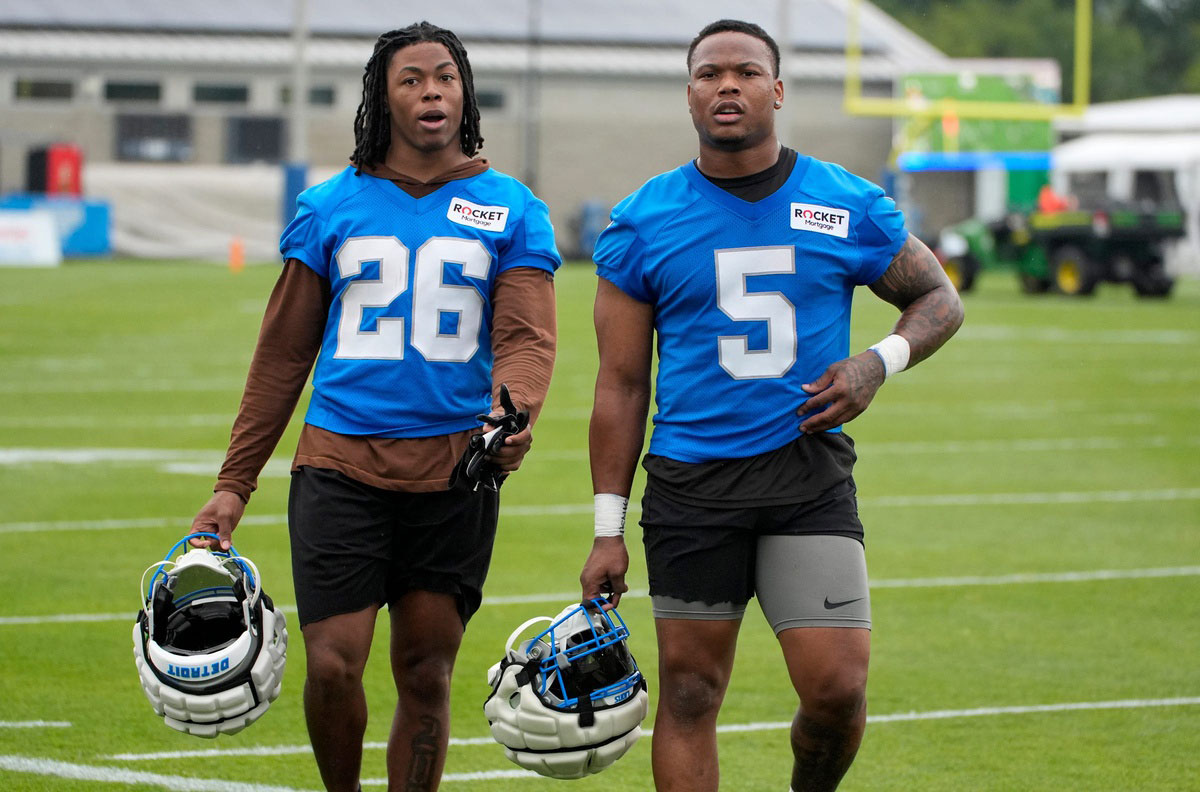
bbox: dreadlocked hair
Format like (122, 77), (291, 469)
(349, 21), (483, 171)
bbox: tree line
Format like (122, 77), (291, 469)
(871, 0), (1200, 102)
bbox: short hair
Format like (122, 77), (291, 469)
(350, 21), (483, 171)
(686, 19), (781, 78)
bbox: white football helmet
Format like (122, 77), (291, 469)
(133, 533), (287, 738)
(483, 599), (649, 779)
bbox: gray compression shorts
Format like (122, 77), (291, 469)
(651, 534), (871, 633)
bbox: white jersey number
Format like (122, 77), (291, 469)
(715, 246), (797, 379)
(333, 236), (491, 362)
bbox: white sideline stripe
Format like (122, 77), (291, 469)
(103, 697), (1200, 764)
(5, 566), (1199, 626)
(7, 485), (1200, 536)
(0, 755), (318, 791)
(0, 721), (70, 728)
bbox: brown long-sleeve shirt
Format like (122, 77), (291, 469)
(212, 159), (557, 500)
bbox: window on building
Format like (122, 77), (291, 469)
(115, 114), (193, 162)
(15, 78), (74, 101)
(105, 81), (162, 103)
(226, 116), (285, 164)
(280, 85), (336, 106)
(477, 89), (505, 110)
(194, 83), (249, 104)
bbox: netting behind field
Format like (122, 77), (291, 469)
(84, 163), (340, 262)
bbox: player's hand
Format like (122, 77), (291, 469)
(797, 351), (885, 434)
(189, 491), (246, 551)
(580, 537), (629, 607)
(484, 414), (533, 473)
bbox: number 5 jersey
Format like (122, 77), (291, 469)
(594, 154), (907, 464)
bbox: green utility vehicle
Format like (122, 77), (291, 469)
(936, 207), (1186, 297)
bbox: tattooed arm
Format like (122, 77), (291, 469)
(798, 234), (964, 433)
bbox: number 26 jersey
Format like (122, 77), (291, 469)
(280, 166), (561, 438)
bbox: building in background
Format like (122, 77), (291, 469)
(0, 0), (979, 259)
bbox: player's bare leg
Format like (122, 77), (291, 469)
(778, 626), (870, 792)
(650, 618), (741, 792)
(386, 591), (465, 792)
(302, 607), (379, 792)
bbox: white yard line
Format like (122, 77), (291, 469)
(3, 566), (1198, 627)
(5, 484), (1200, 536)
(866, 487), (1200, 507)
(0, 415), (232, 429)
(957, 325), (1200, 345)
(0, 721), (70, 728)
(0, 754), (540, 788)
(712, 696), (1200, 733)
(101, 696), (1200, 765)
(0, 379), (249, 394)
(2, 434), (1198, 473)
(0, 514), (287, 534)
(0, 756), (320, 791)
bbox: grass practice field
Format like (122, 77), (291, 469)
(0, 259), (1197, 791)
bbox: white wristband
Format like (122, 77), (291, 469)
(868, 334), (910, 380)
(594, 493), (628, 538)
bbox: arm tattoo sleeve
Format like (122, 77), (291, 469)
(868, 234), (965, 368)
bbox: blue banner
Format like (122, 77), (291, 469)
(0, 194), (111, 255)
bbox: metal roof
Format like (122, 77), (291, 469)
(0, 29), (923, 80)
(0, 0), (944, 59)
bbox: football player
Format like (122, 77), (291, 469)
(579, 19), (963, 792)
(190, 22), (559, 792)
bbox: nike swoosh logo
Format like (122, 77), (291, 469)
(823, 596), (863, 610)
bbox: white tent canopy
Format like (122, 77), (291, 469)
(1055, 94), (1200, 135)
(1052, 133), (1200, 172)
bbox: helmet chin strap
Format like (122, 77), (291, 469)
(504, 616), (555, 662)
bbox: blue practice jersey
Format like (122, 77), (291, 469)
(595, 155), (907, 463)
(280, 166), (561, 437)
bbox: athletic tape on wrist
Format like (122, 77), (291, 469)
(594, 493), (628, 538)
(868, 333), (910, 380)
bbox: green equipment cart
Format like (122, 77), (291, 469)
(937, 207), (1185, 297)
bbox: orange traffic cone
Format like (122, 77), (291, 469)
(229, 236), (245, 273)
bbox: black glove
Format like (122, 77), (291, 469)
(449, 384), (530, 492)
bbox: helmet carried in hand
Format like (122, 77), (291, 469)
(133, 533), (287, 738)
(483, 598), (649, 779)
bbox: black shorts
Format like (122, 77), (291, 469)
(287, 466), (499, 628)
(640, 477), (863, 608)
